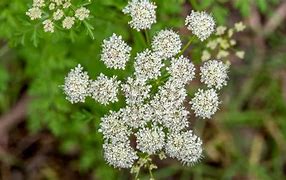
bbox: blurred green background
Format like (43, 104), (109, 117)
(0, 0), (286, 179)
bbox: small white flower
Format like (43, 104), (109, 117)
(103, 141), (138, 168)
(134, 49), (163, 81)
(51, 0), (63, 6)
(42, 19), (54, 33)
(26, 7), (42, 20)
(89, 73), (120, 105)
(121, 77), (151, 105)
(167, 56), (195, 85)
(200, 60), (229, 90)
(49, 3), (55, 10)
(215, 26), (227, 35)
(235, 51), (245, 59)
(190, 88), (220, 119)
(234, 22), (246, 32)
(75, 7), (90, 21)
(123, 0), (157, 31)
(201, 50), (211, 61)
(162, 107), (190, 132)
(101, 34), (131, 70)
(185, 11), (215, 41)
(151, 29), (182, 59)
(136, 126), (165, 154)
(53, 9), (64, 21)
(62, 16), (75, 29)
(32, 0), (45, 7)
(63, 64), (90, 104)
(99, 111), (130, 143)
(121, 105), (148, 129)
(216, 50), (229, 59)
(165, 130), (202, 165)
(63, 0), (71, 8)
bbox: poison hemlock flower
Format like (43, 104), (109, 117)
(200, 60), (229, 90)
(165, 131), (202, 165)
(101, 34), (132, 70)
(63, 64), (90, 104)
(123, 0), (157, 31)
(103, 141), (138, 168)
(42, 19), (54, 33)
(190, 88), (220, 119)
(151, 29), (182, 59)
(134, 50), (163, 81)
(62, 0), (232, 174)
(75, 7), (90, 21)
(89, 74), (121, 105)
(185, 10), (215, 41)
(62, 16), (75, 29)
(135, 126), (165, 154)
(26, 7), (42, 20)
(167, 56), (196, 85)
(26, 0), (91, 33)
(121, 77), (151, 105)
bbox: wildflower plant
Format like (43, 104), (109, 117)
(61, 0), (238, 179)
(26, 0), (93, 37)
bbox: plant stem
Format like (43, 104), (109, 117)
(149, 167), (154, 180)
(178, 36), (195, 57)
(145, 30), (151, 46)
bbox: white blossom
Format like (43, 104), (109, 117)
(75, 7), (90, 21)
(33, 0), (45, 7)
(103, 141), (138, 168)
(101, 34), (131, 70)
(200, 60), (229, 90)
(99, 111), (130, 143)
(26, 7), (42, 20)
(167, 56), (195, 85)
(123, 0), (157, 31)
(121, 105), (148, 129)
(136, 126), (165, 154)
(121, 77), (151, 105)
(134, 50), (163, 81)
(62, 16), (75, 29)
(53, 9), (64, 21)
(190, 88), (220, 119)
(89, 74), (120, 105)
(42, 19), (54, 33)
(151, 29), (182, 59)
(63, 64), (90, 104)
(165, 130), (202, 165)
(185, 11), (215, 41)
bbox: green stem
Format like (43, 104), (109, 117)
(135, 167), (141, 180)
(149, 167), (154, 180)
(178, 36), (195, 57)
(145, 30), (151, 46)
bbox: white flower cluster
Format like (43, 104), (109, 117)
(185, 10), (215, 41)
(26, 0), (90, 33)
(62, 0), (231, 173)
(123, 0), (157, 31)
(63, 65), (121, 106)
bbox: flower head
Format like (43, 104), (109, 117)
(200, 60), (229, 90)
(134, 49), (163, 81)
(103, 141), (138, 168)
(136, 126), (165, 154)
(63, 64), (90, 104)
(26, 7), (42, 20)
(121, 77), (151, 105)
(167, 56), (195, 85)
(165, 131), (202, 165)
(185, 11), (215, 41)
(123, 0), (157, 31)
(101, 34), (131, 70)
(62, 16), (75, 29)
(99, 111), (130, 143)
(151, 29), (182, 59)
(75, 7), (90, 21)
(53, 9), (64, 21)
(190, 88), (220, 119)
(43, 19), (54, 33)
(89, 74), (120, 105)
